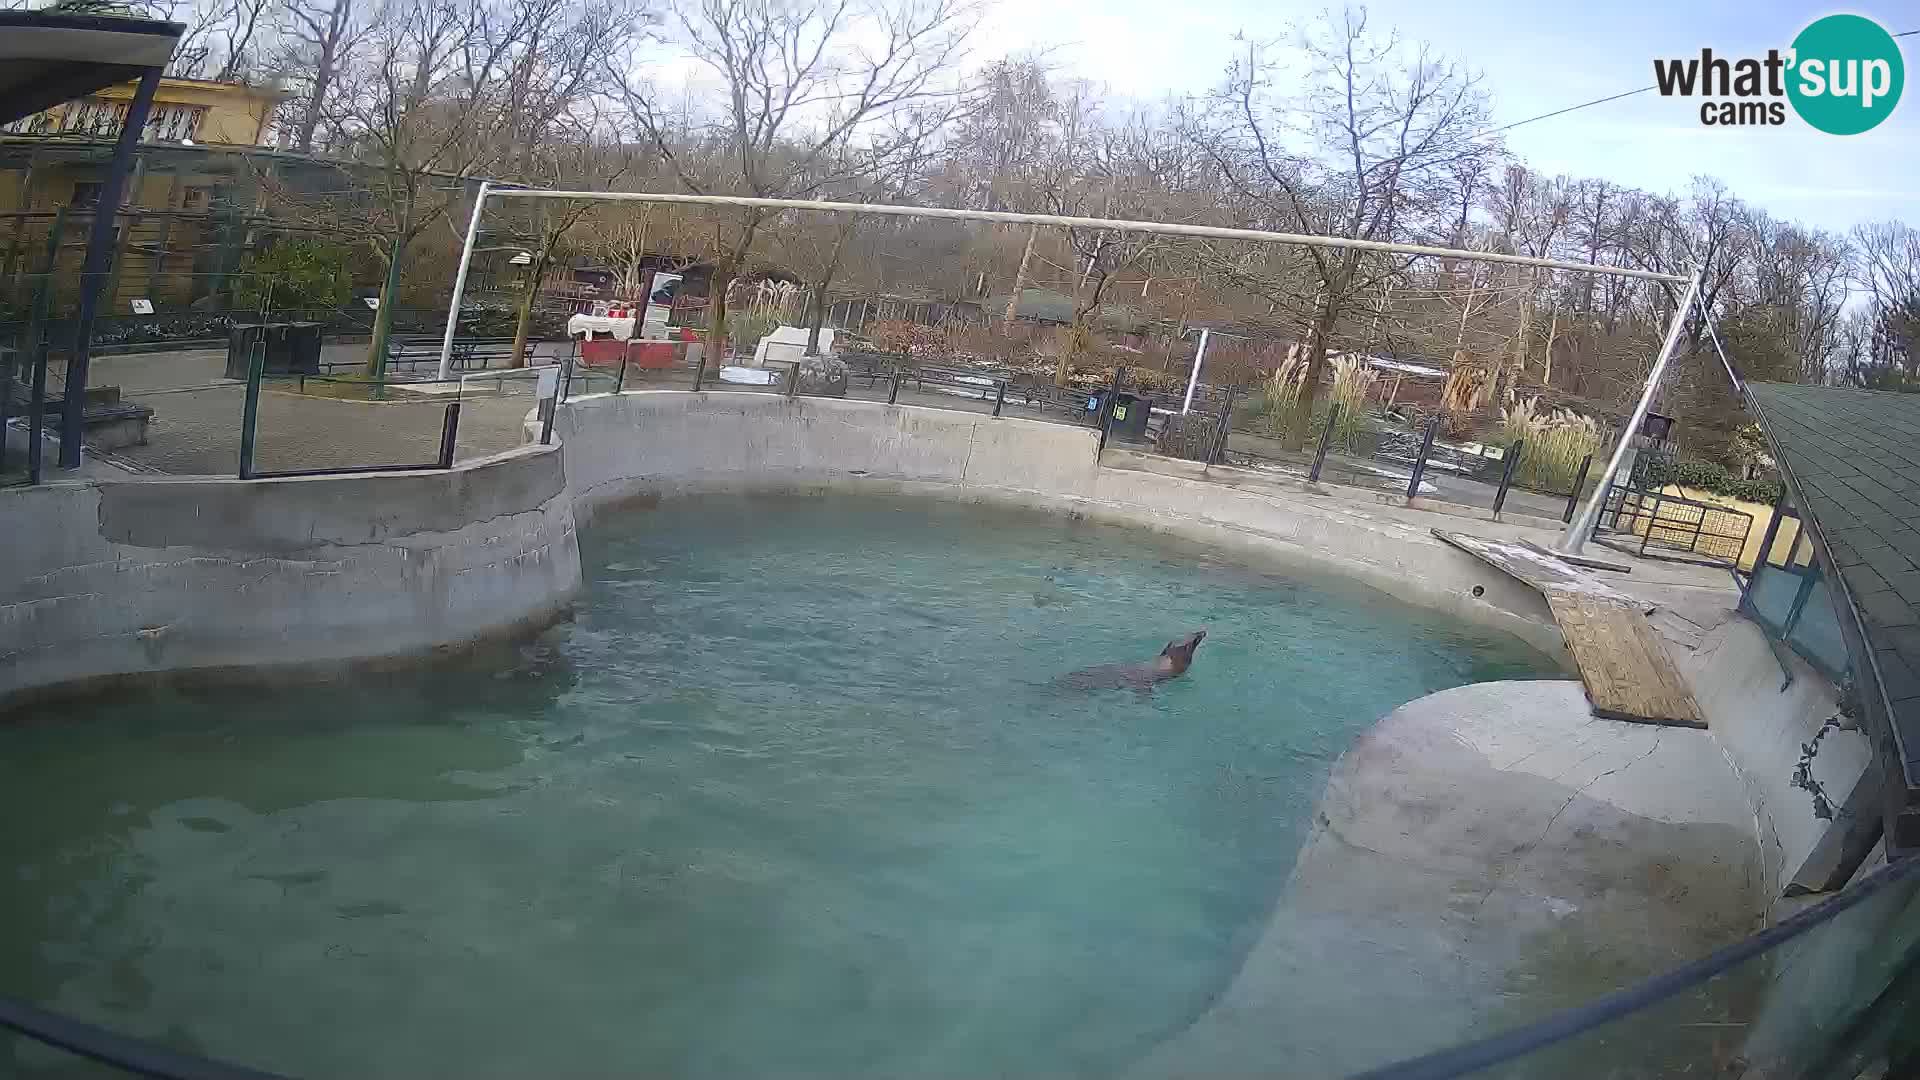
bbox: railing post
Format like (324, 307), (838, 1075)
(1564, 453), (1593, 524)
(0, 348), (12, 476)
(1309, 402), (1340, 483)
(1640, 492), (1664, 556)
(888, 366), (903, 405)
(692, 343), (706, 392)
(616, 346), (630, 394)
(26, 331), (47, 485)
(1097, 366), (1126, 453)
(1209, 387), (1236, 465)
(438, 401), (461, 468)
(993, 380), (1006, 418)
(785, 361), (801, 398)
(1406, 416), (1440, 501)
(1492, 439), (1524, 520)
(238, 348), (264, 479)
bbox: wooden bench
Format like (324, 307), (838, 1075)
(321, 336), (537, 374)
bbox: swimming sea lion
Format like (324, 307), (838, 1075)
(1062, 630), (1206, 692)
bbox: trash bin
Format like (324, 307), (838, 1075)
(1108, 392), (1150, 441)
(1082, 388), (1108, 423)
(225, 322), (322, 379)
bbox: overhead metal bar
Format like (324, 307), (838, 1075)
(479, 189), (1690, 282)
(442, 187), (1688, 378)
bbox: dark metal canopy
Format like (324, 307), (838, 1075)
(0, 10), (183, 127)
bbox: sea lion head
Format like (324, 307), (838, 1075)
(1157, 630), (1207, 676)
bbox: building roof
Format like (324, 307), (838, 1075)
(0, 10), (183, 126)
(1747, 382), (1920, 837)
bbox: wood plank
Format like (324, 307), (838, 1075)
(1434, 528), (1704, 728)
(1545, 589), (1704, 728)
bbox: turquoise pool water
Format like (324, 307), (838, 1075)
(0, 494), (1554, 1078)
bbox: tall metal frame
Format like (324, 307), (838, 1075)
(441, 188), (1714, 554)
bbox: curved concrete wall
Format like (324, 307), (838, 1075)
(0, 445), (580, 705)
(554, 390), (1564, 655)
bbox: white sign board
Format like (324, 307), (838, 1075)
(129, 298), (154, 315)
(363, 296), (381, 310)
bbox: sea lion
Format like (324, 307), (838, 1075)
(1062, 630), (1206, 692)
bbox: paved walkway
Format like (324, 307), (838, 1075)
(74, 347), (554, 476)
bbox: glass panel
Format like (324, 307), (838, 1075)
(1747, 562), (1806, 633)
(1789, 571), (1851, 677)
(1791, 529), (1817, 569)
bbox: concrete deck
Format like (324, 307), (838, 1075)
(1132, 680), (1766, 1079)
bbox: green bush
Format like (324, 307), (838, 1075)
(1641, 457), (1781, 505)
(234, 239), (353, 314)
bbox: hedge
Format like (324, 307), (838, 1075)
(1640, 458), (1781, 505)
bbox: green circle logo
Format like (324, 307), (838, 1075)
(1787, 14), (1904, 135)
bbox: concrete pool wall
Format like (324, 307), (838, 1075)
(554, 390), (1564, 655)
(0, 444), (580, 707)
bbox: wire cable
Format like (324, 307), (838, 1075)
(1482, 29), (1913, 137)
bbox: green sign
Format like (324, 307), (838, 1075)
(1787, 14), (1904, 135)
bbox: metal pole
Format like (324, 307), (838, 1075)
(692, 343), (706, 391)
(238, 349), (263, 479)
(485, 189), (1688, 283)
(1209, 387), (1236, 465)
(437, 180), (490, 380)
(437, 401), (461, 467)
(61, 67), (161, 470)
(1406, 416), (1440, 500)
(1492, 439), (1524, 520)
(785, 361), (800, 398)
(616, 346), (630, 394)
(1564, 454), (1593, 524)
(1556, 267), (1703, 554)
(1098, 367), (1125, 453)
(1182, 327), (1210, 414)
(1309, 402), (1340, 483)
(888, 367), (902, 405)
(26, 331), (47, 485)
(993, 380), (1007, 418)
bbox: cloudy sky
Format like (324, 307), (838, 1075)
(977, 0), (1917, 234)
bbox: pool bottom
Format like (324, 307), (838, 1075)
(0, 493), (1557, 1078)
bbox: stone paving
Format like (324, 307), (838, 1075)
(76, 346), (553, 476)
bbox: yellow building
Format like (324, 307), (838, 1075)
(0, 76), (280, 148)
(0, 78), (290, 313)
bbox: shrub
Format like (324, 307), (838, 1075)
(1640, 457), (1781, 505)
(235, 238), (353, 313)
(1497, 397), (1604, 493)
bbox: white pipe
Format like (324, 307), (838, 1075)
(438, 180), (491, 381)
(1182, 327), (1210, 414)
(1556, 267), (1705, 555)
(480, 189), (1688, 283)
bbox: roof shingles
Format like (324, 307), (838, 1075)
(1750, 382), (1920, 803)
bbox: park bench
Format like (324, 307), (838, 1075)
(1, 375), (152, 451)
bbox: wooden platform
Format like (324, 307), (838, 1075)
(1435, 530), (1705, 728)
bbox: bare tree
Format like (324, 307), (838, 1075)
(1199, 7), (1494, 446)
(611, 0), (977, 355)
(276, 0), (374, 151)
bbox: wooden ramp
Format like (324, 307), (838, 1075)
(1434, 530), (1705, 728)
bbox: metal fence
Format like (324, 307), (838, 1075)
(1594, 486), (1756, 565)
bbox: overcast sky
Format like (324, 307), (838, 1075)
(976, 0), (1917, 235)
